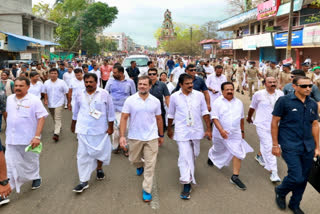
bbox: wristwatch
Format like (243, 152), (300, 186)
(0, 178), (9, 186)
(34, 136), (41, 140)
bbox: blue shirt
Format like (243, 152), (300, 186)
(174, 63), (186, 68)
(283, 82), (320, 102)
(88, 65), (93, 71)
(272, 93), (318, 152)
(167, 60), (175, 69)
(58, 68), (68, 79)
(105, 78), (136, 112)
(174, 76), (208, 92)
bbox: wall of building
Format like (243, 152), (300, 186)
(301, 48), (320, 63)
(0, 15), (23, 35)
(0, 0), (32, 14)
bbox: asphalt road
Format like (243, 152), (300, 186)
(0, 92), (318, 214)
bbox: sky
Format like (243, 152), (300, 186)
(33, 0), (230, 47)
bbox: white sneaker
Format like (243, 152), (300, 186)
(0, 197), (10, 206)
(254, 154), (265, 167)
(270, 171), (281, 183)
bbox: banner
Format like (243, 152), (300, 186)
(257, 0), (281, 20)
(256, 33), (273, 47)
(50, 53), (74, 60)
(20, 53), (32, 60)
(221, 40), (233, 49)
(274, 29), (303, 47)
(303, 26), (320, 46)
(243, 36), (257, 50)
(233, 39), (243, 49)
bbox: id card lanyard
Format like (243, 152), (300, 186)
(186, 94), (194, 126)
(85, 92), (96, 113)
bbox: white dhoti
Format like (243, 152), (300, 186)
(256, 127), (277, 172)
(111, 112), (121, 150)
(208, 134), (253, 169)
(177, 140), (200, 184)
(5, 144), (40, 193)
(77, 133), (111, 182)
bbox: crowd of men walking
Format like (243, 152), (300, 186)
(0, 55), (319, 214)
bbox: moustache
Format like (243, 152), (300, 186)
(227, 93), (233, 95)
(188, 87), (193, 89)
(15, 89), (21, 92)
(86, 86), (93, 88)
(271, 85), (276, 87)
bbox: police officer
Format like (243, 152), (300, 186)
(271, 76), (320, 214)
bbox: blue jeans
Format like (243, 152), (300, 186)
(168, 68), (174, 78)
(276, 147), (314, 209)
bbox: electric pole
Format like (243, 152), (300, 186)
(286, 0), (294, 59)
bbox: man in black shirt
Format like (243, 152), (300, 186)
(126, 61), (140, 88)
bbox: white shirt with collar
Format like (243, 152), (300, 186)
(171, 66), (185, 83)
(72, 88), (115, 135)
(5, 93), (48, 145)
(44, 79), (69, 108)
(28, 81), (44, 99)
(168, 89), (209, 141)
(211, 95), (244, 139)
(63, 71), (75, 87)
(122, 92), (161, 141)
(69, 78), (85, 99)
(206, 74), (227, 104)
(204, 65), (215, 75)
(89, 69), (101, 87)
(250, 89), (284, 130)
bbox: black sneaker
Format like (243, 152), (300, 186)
(275, 187), (286, 210)
(73, 182), (89, 193)
(32, 178), (42, 190)
(180, 184), (192, 200)
(97, 169), (105, 180)
(207, 158), (214, 166)
(230, 175), (247, 190)
(288, 205), (304, 214)
(0, 197), (10, 206)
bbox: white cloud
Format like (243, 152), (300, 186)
(33, 0), (229, 46)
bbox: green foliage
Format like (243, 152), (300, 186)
(99, 39), (118, 52)
(33, 0), (118, 56)
(155, 21), (219, 55)
(32, 2), (51, 19)
(305, 0), (320, 23)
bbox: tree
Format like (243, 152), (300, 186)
(33, 0), (118, 56)
(99, 39), (118, 52)
(155, 21), (220, 55)
(226, 0), (264, 15)
(32, 2), (51, 19)
(305, 0), (320, 23)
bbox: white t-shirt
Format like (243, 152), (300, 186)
(122, 93), (161, 141)
(171, 67), (185, 83)
(44, 79), (69, 108)
(63, 71), (75, 87)
(28, 81), (45, 99)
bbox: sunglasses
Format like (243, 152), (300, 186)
(188, 69), (197, 72)
(297, 84), (313, 88)
(148, 73), (157, 76)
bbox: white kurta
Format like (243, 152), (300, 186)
(250, 89), (284, 172)
(168, 89), (209, 184)
(5, 93), (48, 193)
(209, 96), (253, 168)
(205, 74), (227, 107)
(73, 88), (115, 182)
(28, 81), (44, 99)
(171, 67), (185, 84)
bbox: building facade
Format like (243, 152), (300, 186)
(218, 0), (320, 67)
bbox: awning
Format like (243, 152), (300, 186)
(218, 8), (257, 31)
(199, 39), (220, 44)
(0, 31), (59, 52)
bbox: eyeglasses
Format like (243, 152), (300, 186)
(148, 73), (157, 76)
(297, 84), (313, 88)
(188, 69), (197, 72)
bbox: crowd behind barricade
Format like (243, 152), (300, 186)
(0, 54), (319, 214)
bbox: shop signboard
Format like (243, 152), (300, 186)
(257, 0), (281, 20)
(203, 44), (212, 50)
(303, 26), (320, 46)
(256, 33), (273, 47)
(221, 40), (233, 49)
(277, 0), (304, 16)
(243, 36), (257, 50)
(233, 38), (243, 49)
(20, 53), (32, 60)
(274, 29), (303, 47)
